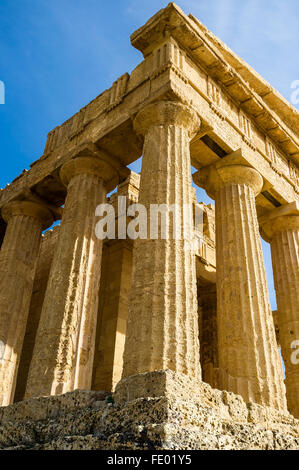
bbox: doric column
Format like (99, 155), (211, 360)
(122, 101), (201, 380)
(25, 156), (119, 398)
(193, 154), (287, 411)
(0, 200), (53, 406)
(260, 202), (299, 418)
(92, 172), (138, 392)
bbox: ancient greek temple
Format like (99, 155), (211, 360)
(0, 3), (298, 450)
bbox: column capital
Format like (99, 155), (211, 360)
(60, 156), (119, 189)
(260, 201), (299, 241)
(193, 150), (263, 199)
(133, 101), (201, 138)
(60, 143), (130, 192)
(1, 200), (54, 229)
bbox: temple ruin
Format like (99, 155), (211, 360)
(0, 3), (298, 450)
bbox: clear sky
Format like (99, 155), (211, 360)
(0, 0), (298, 309)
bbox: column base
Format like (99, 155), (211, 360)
(114, 369), (202, 403)
(0, 370), (298, 450)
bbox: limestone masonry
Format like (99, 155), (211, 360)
(0, 3), (298, 450)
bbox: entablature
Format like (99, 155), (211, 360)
(0, 2), (298, 219)
(131, 3), (299, 162)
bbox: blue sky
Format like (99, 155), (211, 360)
(0, 0), (298, 309)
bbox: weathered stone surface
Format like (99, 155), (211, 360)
(14, 226), (60, 403)
(0, 201), (54, 406)
(198, 284), (218, 388)
(25, 157), (117, 398)
(0, 372), (298, 450)
(122, 101), (201, 379)
(261, 202), (299, 418)
(193, 154), (287, 411)
(92, 174), (139, 392)
(92, 239), (133, 392)
(0, 1), (298, 451)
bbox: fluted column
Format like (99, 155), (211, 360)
(122, 101), (201, 380)
(0, 201), (53, 406)
(194, 156), (287, 411)
(25, 156), (118, 398)
(261, 202), (299, 418)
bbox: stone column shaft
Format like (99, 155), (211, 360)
(122, 101), (201, 380)
(14, 226), (60, 403)
(261, 204), (299, 418)
(25, 157), (116, 398)
(194, 158), (287, 411)
(0, 201), (53, 406)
